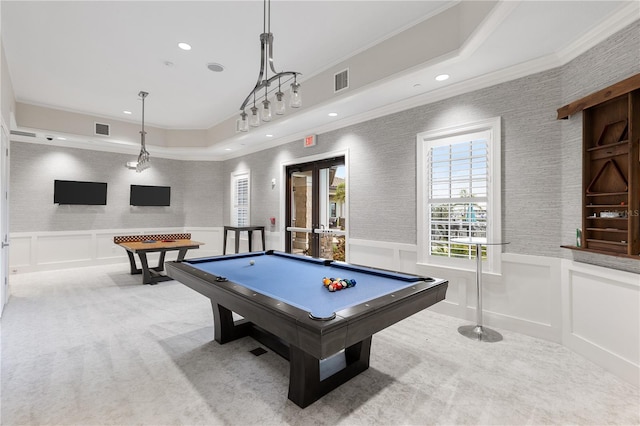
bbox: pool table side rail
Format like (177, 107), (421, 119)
(165, 259), (448, 359)
(185, 250), (436, 284)
(186, 250), (332, 266)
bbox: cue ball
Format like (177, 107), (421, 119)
(249, 260), (255, 265)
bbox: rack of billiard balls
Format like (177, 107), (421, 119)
(322, 277), (356, 292)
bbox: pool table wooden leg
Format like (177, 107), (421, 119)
(211, 302), (252, 344)
(288, 336), (372, 408)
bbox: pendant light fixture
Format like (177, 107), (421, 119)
(237, 0), (301, 132)
(126, 91), (151, 172)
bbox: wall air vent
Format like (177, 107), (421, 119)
(94, 122), (110, 136)
(9, 130), (36, 138)
(334, 68), (349, 93)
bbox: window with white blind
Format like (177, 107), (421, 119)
(231, 170), (250, 227)
(417, 118), (502, 272)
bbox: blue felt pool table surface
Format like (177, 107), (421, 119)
(184, 251), (430, 319)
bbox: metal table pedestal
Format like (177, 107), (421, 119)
(453, 238), (508, 343)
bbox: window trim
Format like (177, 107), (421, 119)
(417, 117), (502, 273)
(231, 170), (250, 227)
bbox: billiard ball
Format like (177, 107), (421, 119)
(249, 260), (255, 266)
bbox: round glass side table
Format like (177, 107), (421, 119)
(451, 237), (509, 343)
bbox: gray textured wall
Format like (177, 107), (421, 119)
(9, 143), (223, 232)
(9, 21), (639, 272)
(225, 20), (639, 271)
(226, 66), (564, 256)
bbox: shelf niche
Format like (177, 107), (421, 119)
(558, 73), (640, 258)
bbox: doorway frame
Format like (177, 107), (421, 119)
(279, 149), (349, 261)
(0, 119), (10, 315)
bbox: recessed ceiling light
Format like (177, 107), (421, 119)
(178, 42), (192, 51)
(435, 74), (450, 81)
(56, 137), (67, 141)
(224, 148), (232, 151)
(123, 110), (132, 115)
(207, 63), (225, 72)
(266, 134), (273, 138)
(328, 112), (338, 117)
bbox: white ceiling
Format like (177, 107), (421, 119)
(2, 1), (639, 158)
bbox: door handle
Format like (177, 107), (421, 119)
(1, 242), (8, 248)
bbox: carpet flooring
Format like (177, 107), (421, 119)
(1, 264), (638, 425)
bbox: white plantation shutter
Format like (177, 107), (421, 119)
(231, 171), (250, 227)
(417, 118), (502, 272)
(428, 137), (488, 259)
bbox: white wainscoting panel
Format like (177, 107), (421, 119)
(8, 235), (32, 269)
(96, 232), (125, 261)
(9, 227), (221, 273)
(8, 233), (638, 387)
(348, 238), (415, 272)
(398, 245), (419, 274)
(498, 253), (562, 342)
(186, 227), (223, 258)
(37, 233), (94, 265)
(348, 238), (637, 386)
(562, 259), (639, 387)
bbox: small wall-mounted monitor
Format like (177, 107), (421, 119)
(54, 180), (108, 205)
(130, 185), (171, 206)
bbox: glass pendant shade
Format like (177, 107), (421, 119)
(261, 99), (272, 122)
(290, 82), (302, 108)
(238, 111), (249, 132)
(126, 91), (150, 172)
(249, 105), (261, 127)
(275, 91), (285, 115)
(136, 149), (150, 173)
(136, 131), (150, 173)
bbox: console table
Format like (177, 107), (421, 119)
(223, 226), (266, 254)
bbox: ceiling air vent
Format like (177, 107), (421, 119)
(94, 122), (110, 136)
(334, 68), (349, 93)
(9, 130), (36, 138)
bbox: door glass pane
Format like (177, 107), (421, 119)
(290, 170), (312, 256)
(286, 158), (346, 260)
(322, 164), (346, 261)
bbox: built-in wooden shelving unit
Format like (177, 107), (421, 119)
(558, 73), (640, 259)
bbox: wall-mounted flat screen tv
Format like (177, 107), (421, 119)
(54, 180), (108, 205)
(130, 185), (171, 206)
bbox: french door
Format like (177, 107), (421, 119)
(285, 156), (346, 260)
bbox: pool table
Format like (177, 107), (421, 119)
(165, 250), (448, 408)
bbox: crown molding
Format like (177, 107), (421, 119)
(10, 11), (637, 162)
(556, 2), (639, 65)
